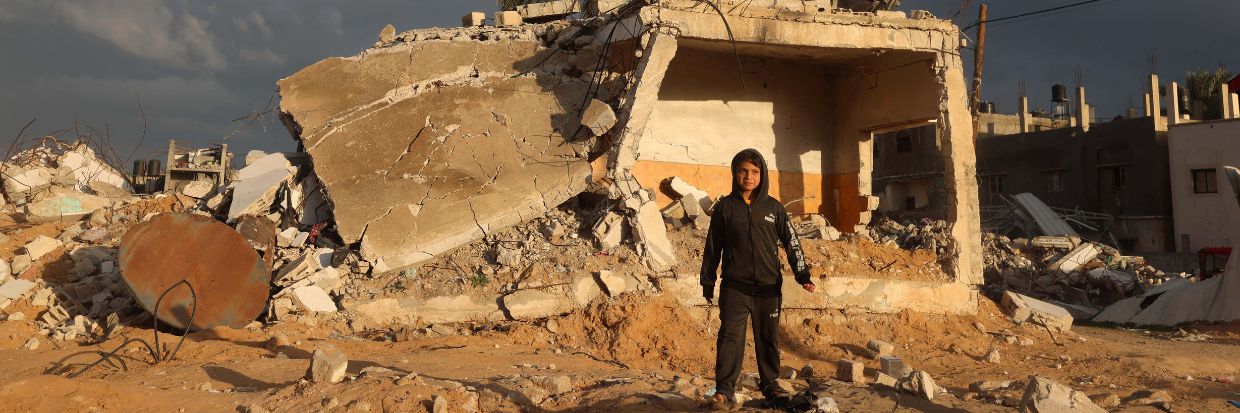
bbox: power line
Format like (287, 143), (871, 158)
(962, 0), (1115, 30)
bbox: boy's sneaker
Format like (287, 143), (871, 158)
(705, 393), (737, 411)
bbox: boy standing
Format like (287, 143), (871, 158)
(701, 149), (815, 410)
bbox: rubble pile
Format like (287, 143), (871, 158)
(980, 233), (1192, 321)
(0, 140), (134, 222)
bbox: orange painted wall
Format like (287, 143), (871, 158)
(631, 159), (859, 220)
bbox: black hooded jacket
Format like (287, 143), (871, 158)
(700, 149), (812, 298)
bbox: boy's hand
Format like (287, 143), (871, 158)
(802, 283), (815, 293)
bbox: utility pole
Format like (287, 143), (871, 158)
(970, 4), (988, 139)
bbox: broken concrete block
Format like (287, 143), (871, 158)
(293, 286), (338, 313)
(23, 338), (38, 350)
(10, 255), (30, 276)
(836, 359), (864, 383)
(533, 375), (573, 395)
(983, 347), (1001, 363)
(503, 289), (577, 320)
(275, 253), (320, 286)
(593, 212), (624, 249)
(0, 258), (10, 281)
(0, 279), (36, 300)
(308, 344), (349, 383)
(866, 340), (894, 358)
(24, 188), (110, 223)
(1053, 243), (1102, 274)
(971, 381), (1013, 392)
(228, 153), (295, 221)
(1020, 376), (1107, 413)
(245, 150), (269, 166)
(630, 201), (677, 270)
(873, 372), (897, 388)
(879, 356), (911, 378)
(580, 99), (617, 136)
(277, 227), (301, 248)
(595, 270), (626, 297)
(495, 11), (522, 27)
(899, 371), (938, 401)
(462, 12), (485, 27)
(378, 24), (396, 43)
(568, 273), (602, 305)
(181, 180), (215, 199)
(56, 144), (132, 192)
(1001, 291), (1074, 332)
(3, 166), (52, 197)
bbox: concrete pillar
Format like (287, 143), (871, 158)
(1076, 86), (1090, 131)
(1144, 93), (1152, 117)
(1168, 82), (1181, 126)
(1149, 74), (1165, 130)
(1233, 93), (1240, 120)
(609, 31), (679, 174)
(1018, 96), (1030, 133)
(935, 53), (984, 287)
(1222, 83), (1232, 119)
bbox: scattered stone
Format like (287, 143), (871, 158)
(971, 380), (1012, 392)
(431, 395), (448, 413)
(799, 363), (815, 379)
(1089, 392), (1120, 408)
(592, 212), (624, 249)
(292, 285), (338, 313)
(879, 356), (911, 379)
(23, 338), (38, 350)
(24, 235), (63, 260)
(867, 339), (894, 358)
(7, 312), (25, 321)
(181, 180), (214, 199)
(836, 359), (864, 383)
(780, 366), (798, 380)
(1001, 291), (1074, 332)
(0, 279), (36, 300)
(580, 99), (617, 136)
(984, 347), (1001, 363)
(1123, 389), (1172, 406)
(873, 372), (897, 387)
(308, 344), (349, 383)
(813, 395), (840, 413)
(241, 404), (270, 413)
(1020, 376), (1107, 413)
(11, 255), (30, 275)
(533, 375), (573, 395)
(265, 332), (290, 350)
(379, 24), (396, 43)
(899, 371), (938, 401)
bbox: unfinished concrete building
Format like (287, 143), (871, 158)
(277, 0), (983, 318)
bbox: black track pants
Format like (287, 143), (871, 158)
(714, 286), (781, 399)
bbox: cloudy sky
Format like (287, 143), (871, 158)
(1, 0), (1237, 166)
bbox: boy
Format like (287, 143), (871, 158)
(701, 148), (815, 410)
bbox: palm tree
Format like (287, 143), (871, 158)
(1185, 67), (1233, 120)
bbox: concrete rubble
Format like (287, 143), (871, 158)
(1020, 376), (1107, 413)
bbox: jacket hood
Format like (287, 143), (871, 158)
(730, 148), (769, 202)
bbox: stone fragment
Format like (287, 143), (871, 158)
(879, 356), (911, 379)
(592, 212), (624, 249)
(983, 347), (1001, 363)
(1088, 392), (1120, 408)
(23, 338), (39, 350)
(568, 273), (602, 304)
(1001, 291), (1074, 332)
(503, 289), (577, 320)
(181, 180), (215, 199)
(10, 255), (30, 275)
(277, 227), (301, 248)
(0, 280), (36, 300)
(308, 344), (349, 383)
(431, 395), (447, 413)
(228, 153), (295, 221)
(813, 396), (840, 413)
(836, 359), (864, 383)
(873, 372), (897, 387)
(1122, 389), (1172, 406)
(1020, 376), (1107, 413)
(580, 99), (617, 136)
(495, 11), (523, 27)
(462, 12), (485, 27)
(265, 332), (290, 350)
(899, 371), (938, 401)
(24, 187), (110, 223)
(378, 24), (396, 43)
(533, 375), (573, 395)
(7, 312), (25, 321)
(293, 286), (338, 313)
(25, 235), (63, 261)
(630, 201), (677, 270)
(867, 340), (894, 358)
(799, 363), (814, 379)
(1053, 243), (1102, 274)
(970, 380), (1012, 392)
(242, 404), (270, 413)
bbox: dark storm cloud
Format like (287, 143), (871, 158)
(1, 0), (1237, 164)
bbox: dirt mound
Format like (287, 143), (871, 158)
(553, 294), (714, 374)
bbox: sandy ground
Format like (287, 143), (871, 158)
(0, 291), (1236, 413)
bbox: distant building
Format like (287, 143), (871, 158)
(1167, 118), (1240, 253)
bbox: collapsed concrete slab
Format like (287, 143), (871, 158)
(278, 30), (596, 273)
(228, 153), (296, 221)
(1001, 291), (1074, 332)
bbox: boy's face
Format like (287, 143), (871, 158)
(735, 160), (761, 193)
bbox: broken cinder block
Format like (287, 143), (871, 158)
(836, 359), (864, 383)
(462, 12), (486, 27)
(495, 11), (523, 27)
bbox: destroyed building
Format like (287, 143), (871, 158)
(276, 0), (985, 316)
